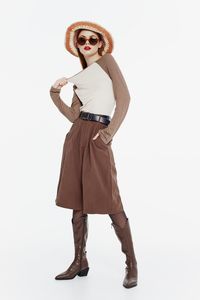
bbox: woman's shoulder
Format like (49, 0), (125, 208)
(102, 52), (118, 68)
(96, 53), (120, 79)
(103, 52), (115, 62)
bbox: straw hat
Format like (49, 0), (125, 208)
(65, 20), (114, 57)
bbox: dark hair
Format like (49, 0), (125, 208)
(74, 29), (105, 69)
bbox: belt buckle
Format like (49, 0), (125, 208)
(87, 113), (92, 121)
(98, 116), (103, 123)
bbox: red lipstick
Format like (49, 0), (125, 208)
(84, 46), (91, 50)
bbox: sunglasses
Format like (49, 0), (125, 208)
(77, 36), (99, 46)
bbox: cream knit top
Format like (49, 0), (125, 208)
(66, 56), (116, 116)
(49, 53), (131, 144)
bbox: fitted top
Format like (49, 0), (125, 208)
(66, 56), (116, 115)
(49, 53), (131, 144)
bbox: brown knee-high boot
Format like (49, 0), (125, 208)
(55, 214), (89, 280)
(111, 218), (138, 288)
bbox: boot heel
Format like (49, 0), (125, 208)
(78, 267), (89, 277)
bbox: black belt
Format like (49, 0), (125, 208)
(79, 111), (111, 125)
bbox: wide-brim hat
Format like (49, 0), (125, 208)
(65, 20), (114, 57)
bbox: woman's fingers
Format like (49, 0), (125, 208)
(58, 78), (67, 86)
(53, 77), (68, 89)
(92, 132), (99, 140)
(60, 77), (68, 86)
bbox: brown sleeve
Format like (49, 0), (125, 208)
(49, 85), (81, 123)
(98, 53), (131, 144)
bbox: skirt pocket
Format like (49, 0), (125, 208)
(93, 135), (113, 148)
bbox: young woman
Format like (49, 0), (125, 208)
(49, 21), (138, 289)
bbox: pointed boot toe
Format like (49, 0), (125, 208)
(55, 214), (89, 280)
(111, 218), (138, 288)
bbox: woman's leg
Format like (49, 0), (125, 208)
(55, 209), (89, 280)
(109, 210), (138, 288)
(72, 209), (88, 220)
(109, 210), (128, 228)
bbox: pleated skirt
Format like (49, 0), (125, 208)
(55, 116), (124, 214)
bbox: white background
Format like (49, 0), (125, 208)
(0, 0), (199, 299)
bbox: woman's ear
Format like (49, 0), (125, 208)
(98, 40), (103, 49)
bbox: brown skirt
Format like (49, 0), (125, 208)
(55, 116), (124, 214)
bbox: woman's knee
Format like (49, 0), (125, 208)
(109, 210), (128, 228)
(72, 209), (87, 220)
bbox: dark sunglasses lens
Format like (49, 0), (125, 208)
(89, 38), (98, 45)
(77, 37), (86, 45)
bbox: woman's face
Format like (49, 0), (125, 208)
(76, 30), (103, 58)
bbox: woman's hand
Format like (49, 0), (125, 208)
(92, 132), (100, 140)
(52, 77), (68, 89)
